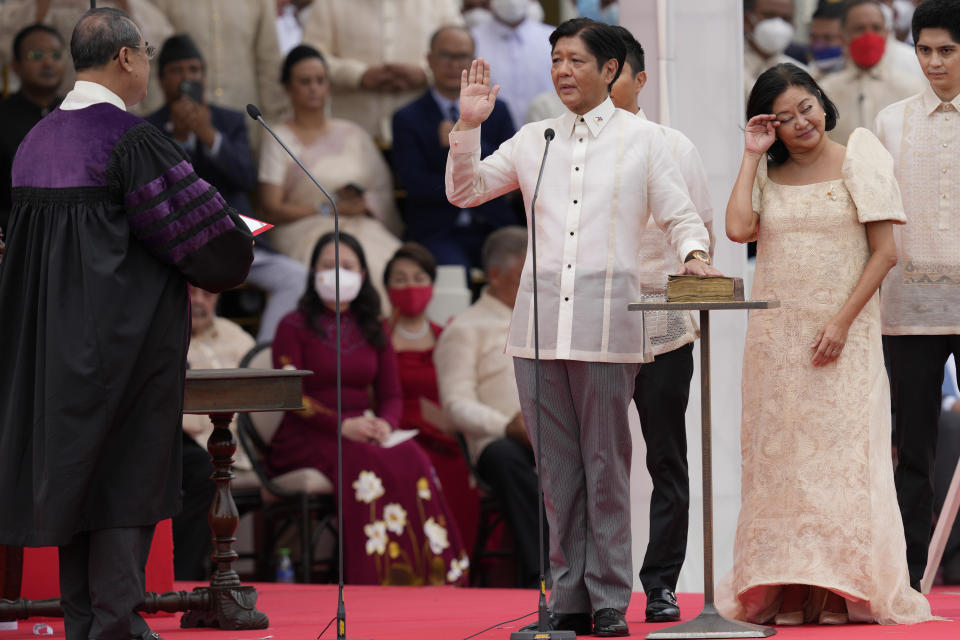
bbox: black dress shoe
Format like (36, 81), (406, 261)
(645, 588), (681, 622)
(521, 612), (593, 635)
(592, 608), (629, 637)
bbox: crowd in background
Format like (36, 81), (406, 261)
(1, 0), (959, 597)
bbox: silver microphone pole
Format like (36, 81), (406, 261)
(246, 104), (370, 640)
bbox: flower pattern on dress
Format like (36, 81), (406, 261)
(446, 554), (469, 583)
(423, 517), (449, 555)
(354, 470), (385, 504)
(364, 521), (387, 556)
(417, 477), (431, 500)
(383, 503), (407, 535)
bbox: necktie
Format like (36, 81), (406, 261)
(449, 104), (459, 123)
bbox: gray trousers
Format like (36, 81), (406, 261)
(513, 357), (639, 614)
(58, 525), (155, 640)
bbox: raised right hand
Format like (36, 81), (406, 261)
(458, 58), (500, 129)
(745, 114), (779, 157)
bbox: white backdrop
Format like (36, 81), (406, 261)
(620, 0), (748, 595)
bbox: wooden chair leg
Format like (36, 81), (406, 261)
(300, 494), (312, 583)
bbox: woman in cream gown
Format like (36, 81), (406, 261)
(718, 63), (932, 626)
(259, 45), (401, 306)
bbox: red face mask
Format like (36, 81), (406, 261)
(388, 285), (433, 317)
(849, 31), (886, 69)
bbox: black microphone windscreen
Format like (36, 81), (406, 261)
(246, 104), (262, 121)
(544, 128), (555, 141)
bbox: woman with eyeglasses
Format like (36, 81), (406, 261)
(717, 63), (932, 626)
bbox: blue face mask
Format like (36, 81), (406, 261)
(810, 44), (844, 73)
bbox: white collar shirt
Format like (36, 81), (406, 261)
(875, 86), (960, 334)
(471, 18), (556, 128)
(431, 88), (459, 121)
(433, 290), (519, 465)
(60, 80), (127, 111)
(446, 97), (710, 363)
(819, 55), (925, 144)
(635, 108), (714, 355)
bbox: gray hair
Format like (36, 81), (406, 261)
(71, 7), (141, 72)
(482, 226), (528, 274)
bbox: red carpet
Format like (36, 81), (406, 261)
(3, 584), (958, 639)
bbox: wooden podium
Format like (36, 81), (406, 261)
(0, 368), (309, 630)
(628, 300), (778, 639)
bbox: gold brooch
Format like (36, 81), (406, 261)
(827, 188), (837, 201)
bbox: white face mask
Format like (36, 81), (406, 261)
(463, 7), (494, 29)
(314, 268), (363, 304)
(751, 17), (795, 56)
(490, 0), (529, 25)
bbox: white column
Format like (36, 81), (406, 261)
(622, 0), (747, 595)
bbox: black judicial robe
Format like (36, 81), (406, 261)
(0, 102), (253, 546)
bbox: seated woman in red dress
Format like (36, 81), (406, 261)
(383, 243), (479, 552)
(267, 231), (468, 585)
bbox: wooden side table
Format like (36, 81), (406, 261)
(0, 368), (309, 631)
(628, 300), (778, 639)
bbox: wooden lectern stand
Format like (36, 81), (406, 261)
(628, 300), (778, 639)
(0, 368), (309, 630)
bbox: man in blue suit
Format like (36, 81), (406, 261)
(392, 26), (519, 277)
(146, 34), (257, 213)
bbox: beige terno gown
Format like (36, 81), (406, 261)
(715, 128), (932, 625)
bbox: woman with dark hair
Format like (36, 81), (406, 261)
(718, 63), (932, 625)
(383, 243), (479, 551)
(258, 44), (400, 307)
(267, 232), (468, 585)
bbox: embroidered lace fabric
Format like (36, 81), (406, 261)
(715, 129), (932, 625)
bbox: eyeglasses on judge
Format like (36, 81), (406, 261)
(113, 42), (157, 61)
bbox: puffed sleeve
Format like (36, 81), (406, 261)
(841, 127), (907, 225)
(752, 154), (768, 213)
(109, 123), (253, 292)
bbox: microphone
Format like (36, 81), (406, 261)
(511, 126), (571, 640)
(247, 104), (368, 640)
(246, 104), (337, 217)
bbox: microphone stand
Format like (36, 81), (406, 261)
(247, 104), (370, 640)
(510, 128), (574, 640)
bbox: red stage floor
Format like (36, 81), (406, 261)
(2, 583), (958, 639)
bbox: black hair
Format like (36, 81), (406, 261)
(812, 3), (846, 21)
(281, 44), (327, 85)
(744, 0), (757, 12)
(12, 24), (64, 63)
(299, 232), (386, 349)
(549, 18), (625, 91)
(912, 0), (960, 46)
(71, 7), (140, 72)
(383, 242), (438, 288)
(428, 25), (474, 52)
(746, 63), (839, 166)
(841, 0), (885, 28)
(156, 33), (204, 76)
(609, 25), (644, 74)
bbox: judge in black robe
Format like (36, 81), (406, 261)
(0, 8), (253, 640)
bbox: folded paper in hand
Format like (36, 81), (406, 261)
(381, 429), (419, 448)
(240, 214), (273, 237)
